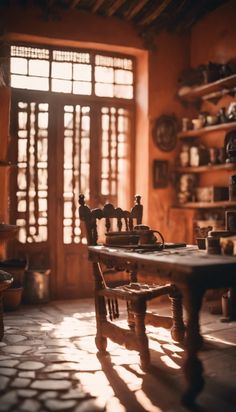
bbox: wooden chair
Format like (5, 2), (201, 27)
(79, 194), (185, 370)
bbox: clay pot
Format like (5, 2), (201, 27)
(196, 238), (206, 250)
(206, 115), (218, 126)
(3, 284), (23, 311)
(192, 118), (204, 130)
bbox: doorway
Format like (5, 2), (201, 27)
(9, 88), (134, 298)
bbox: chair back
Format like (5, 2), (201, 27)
(78, 194), (143, 246)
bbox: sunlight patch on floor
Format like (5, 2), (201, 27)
(135, 389), (163, 412)
(160, 355), (181, 369)
(204, 334), (236, 346)
(114, 365), (142, 391)
(77, 370), (114, 398)
(106, 396), (126, 412)
(161, 343), (184, 353)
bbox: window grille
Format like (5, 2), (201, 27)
(11, 44), (134, 245)
(16, 101), (49, 243)
(10, 45), (134, 99)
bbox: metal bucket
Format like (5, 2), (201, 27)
(23, 269), (50, 304)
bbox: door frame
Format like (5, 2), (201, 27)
(9, 88), (135, 298)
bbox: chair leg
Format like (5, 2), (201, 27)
(133, 299), (150, 371)
(95, 295), (108, 354)
(169, 286), (185, 343)
(127, 301), (135, 329)
(127, 270), (137, 330)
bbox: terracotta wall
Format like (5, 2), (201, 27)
(0, 3), (151, 212)
(190, 0), (236, 191)
(0, 4), (142, 50)
(1, 1), (236, 246)
(147, 31), (191, 241)
(0, 87), (11, 259)
(147, 0), (236, 243)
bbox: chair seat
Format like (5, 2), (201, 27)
(98, 282), (172, 301)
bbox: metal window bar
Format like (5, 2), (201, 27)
(10, 45), (134, 100)
(34, 103), (39, 238)
(72, 107), (77, 241)
(25, 103), (31, 240)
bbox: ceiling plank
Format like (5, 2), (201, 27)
(92, 0), (106, 13)
(175, 0), (188, 13)
(139, 0), (173, 26)
(106, 0), (126, 17)
(70, 0), (82, 8)
(124, 0), (149, 20)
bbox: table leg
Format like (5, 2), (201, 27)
(181, 286), (205, 407)
(169, 285), (185, 342)
(93, 263), (108, 354)
(133, 300), (150, 371)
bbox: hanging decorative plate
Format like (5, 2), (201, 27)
(152, 114), (178, 152)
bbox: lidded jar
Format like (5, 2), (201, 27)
(190, 146), (199, 167)
(229, 175), (236, 201)
(179, 144), (190, 167)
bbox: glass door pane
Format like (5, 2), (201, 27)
(63, 104), (91, 245)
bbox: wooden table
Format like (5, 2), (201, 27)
(88, 244), (236, 406)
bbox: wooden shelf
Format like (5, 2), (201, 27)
(178, 121), (236, 138)
(176, 163), (236, 173)
(177, 200), (236, 209)
(178, 74), (236, 100)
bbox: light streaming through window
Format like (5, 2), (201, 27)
(63, 105), (90, 244)
(10, 46), (134, 99)
(16, 101), (49, 243)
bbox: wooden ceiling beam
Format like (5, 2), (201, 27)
(106, 0), (126, 17)
(124, 0), (149, 20)
(70, 0), (82, 9)
(92, 0), (106, 13)
(139, 0), (172, 26)
(47, 0), (58, 5)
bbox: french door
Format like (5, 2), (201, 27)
(9, 90), (133, 298)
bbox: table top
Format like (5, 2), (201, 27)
(88, 244), (236, 288)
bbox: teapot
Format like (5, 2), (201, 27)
(133, 224), (165, 246)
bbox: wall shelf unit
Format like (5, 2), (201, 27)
(175, 73), (236, 242)
(177, 200), (236, 209)
(178, 121), (236, 138)
(178, 73), (236, 101)
(176, 163), (236, 174)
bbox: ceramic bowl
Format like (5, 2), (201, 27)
(206, 115), (218, 126)
(192, 118), (203, 130)
(196, 238), (206, 250)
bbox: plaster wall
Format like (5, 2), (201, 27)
(0, 87), (11, 259)
(190, 0), (236, 191)
(148, 0), (236, 243)
(147, 31), (191, 241)
(0, 4), (150, 221)
(1, 1), (236, 246)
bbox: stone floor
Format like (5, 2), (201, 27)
(0, 298), (236, 412)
